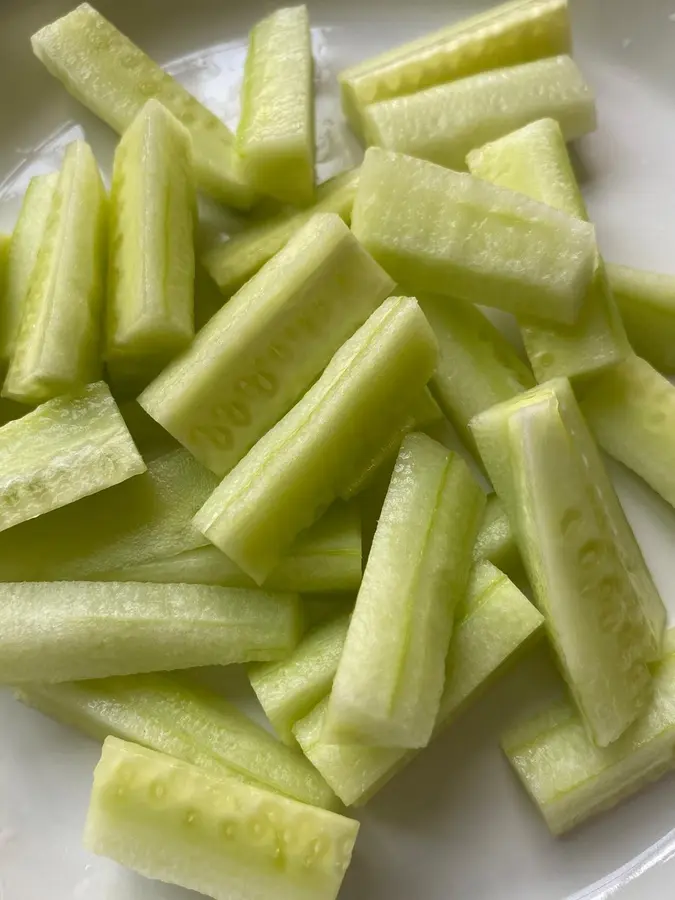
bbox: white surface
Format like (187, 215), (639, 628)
(2, 0), (675, 898)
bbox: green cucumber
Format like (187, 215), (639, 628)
(18, 672), (336, 809)
(3, 141), (107, 405)
(324, 434), (485, 748)
(237, 6), (314, 205)
(193, 296), (438, 584)
(0, 382), (145, 534)
(107, 100), (195, 392)
(364, 56), (595, 170)
(0, 582), (301, 683)
(503, 632), (675, 834)
(141, 213), (394, 477)
(84, 737), (358, 900)
(31, 3), (254, 208)
(294, 561), (544, 806)
(0, 174), (58, 369)
(467, 117), (629, 381)
(473, 494), (522, 580)
(250, 613), (351, 745)
(202, 168), (359, 297)
(339, 0), (570, 137)
(351, 148), (596, 324)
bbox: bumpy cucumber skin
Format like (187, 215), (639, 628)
(339, 0), (571, 137)
(31, 3), (254, 208)
(85, 737), (358, 900)
(473, 494), (522, 581)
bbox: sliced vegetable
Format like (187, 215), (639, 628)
(473, 494), (522, 580)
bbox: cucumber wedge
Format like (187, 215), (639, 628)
(339, 0), (570, 137)
(364, 56), (595, 170)
(107, 100), (195, 392)
(84, 737), (358, 900)
(193, 296), (438, 584)
(18, 672), (336, 809)
(351, 148), (596, 324)
(0, 174), (58, 369)
(0, 582), (301, 683)
(141, 213), (394, 476)
(31, 3), (254, 208)
(467, 117), (629, 381)
(324, 434), (485, 748)
(0, 382), (145, 534)
(473, 494), (522, 581)
(202, 168), (359, 297)
(238, 6), (314, 205)
(294, 561), (544, 806)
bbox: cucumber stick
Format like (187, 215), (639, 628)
(141, 213), (394, 477)
(18, 672), (336, 809)
(0, 173), (58, 369)
(238, 6), (314, 205)
(3, 141), (107, 405)
(32, 3), (254, 208)
(0, 382), (144, 534)
(467, 117), (629, 381)
(202, 168), (359, 297)
(324, 434), (485, 748)
(107, 100), (195, 391)
(473, 494), (522, 581)
(351, 149), (596, 324)
(193, 297), (438, 584)
(294, 562), (544, 806)
(364, 56), (595, 171)
(339, 0), (570, 137)
(0, 582), (301, 683)
(84, 737), (358, 900)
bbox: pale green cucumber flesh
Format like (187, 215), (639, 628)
(473, 494), (522, 581)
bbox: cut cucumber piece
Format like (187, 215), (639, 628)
(107, 100), (195, 392)
(250, 613), (351, 745)
(351, 148), (596, 324)
(202, 168), (359, 297)
(84, 737), (359, 900)
(0, 382), (145, 534)
(193, 296), (438, 584)
(502, 633), (675, 834)
(302, 594), (355, 630)
(324, 434), (485, 748)
(118, 398), (179, 459)
(0, 582), (301, 684)
(3, 141), (107, 405)
(294, 561), (544, 806)
(473, 494), (522, 581)
(237, 6), (314, 205)
(339, 0), (570, 137)
(31, 3), (254, 208)
(141, 213), (394, 477)
(0, 173), (58, 369)
(18, 672), (336, 809)
(364, 56), (595, 171)
(467, 117), (629, 381)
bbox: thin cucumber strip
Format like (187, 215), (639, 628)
(0, 382), (145, 534)
(31, 3), (254, 208)
(193, 296), (438, 584)
(351, 148), (596, 324)
(107, 100), (195, 392)
(84, 737), (358, 900)
(294, 561), (544, 806)
(473, 494), (522, 581)
(339, 0), (570, 137)
(0, 174), (58, 369)
(0, 582), (301, 684)
(502, 632), (675, 834)
(17, 672), (336, 809)
(324, 434), (485, 748)
(237, 6), (314, 205)
(3, 141), (107, 405)
(467, 117), (629, 381)
(141, 213), (394, 476)
(364, 56), (595, 170)
(202, 168), (359, 297)
(250, 613), (351, 745)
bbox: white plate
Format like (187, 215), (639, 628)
(2, 1), (675, 898)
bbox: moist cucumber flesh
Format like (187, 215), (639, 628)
(473, 494), (522, 581)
